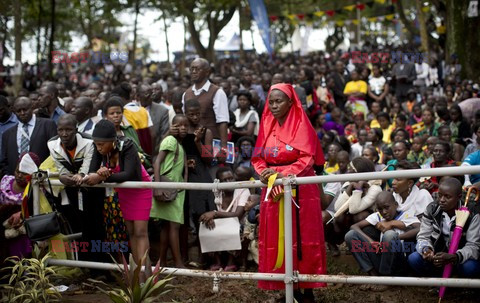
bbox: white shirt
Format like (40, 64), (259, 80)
(324, 181), (342, 216)
(366, 209), (420, 241)
(77, 118), (95, 135)
(16, 115), (36, 154)
(394, 185), (433, 217)
(182, 80), (229, 123)
(442, 212), (455, 242)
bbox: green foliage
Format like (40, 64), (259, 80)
(0, 252), (62, 303)
(86, 251), (174, 303)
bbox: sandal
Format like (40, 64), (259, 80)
(209, 264), (222, 271)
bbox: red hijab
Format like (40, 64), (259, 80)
(255, 83), (325, 166)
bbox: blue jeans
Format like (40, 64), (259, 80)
(345, 229), (405, 275)
(408, 252), (480, 277)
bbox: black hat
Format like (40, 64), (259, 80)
(92, 119), (117, 141)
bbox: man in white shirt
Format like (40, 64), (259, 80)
(183, 58), (229, 157)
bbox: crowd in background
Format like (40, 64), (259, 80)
(0, 45), (480, 286)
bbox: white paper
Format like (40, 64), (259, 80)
(199, 217), (241, 253)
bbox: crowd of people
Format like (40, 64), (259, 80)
(1, 47), (480, 301)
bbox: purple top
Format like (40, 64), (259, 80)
(0, 175), (23, 205)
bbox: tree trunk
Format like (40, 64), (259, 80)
(13, 0), (22, 95)
(131, 0), (140, 66)
(47, 0), (55, 78)
(162, 13), (170, 62)
(187, 7), (236, 63)
(0, 16), (8, 69)
(415, 0), (430, 55)
(36, 0), (43, 74)
(396, 0), (419, 37)
(180, 17), (188, 77)
(446, 0), (480, 80)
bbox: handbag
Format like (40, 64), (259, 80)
(198, 194), (241, 253)
(154, 141), (179, 202)
(24, 176), (61, 241)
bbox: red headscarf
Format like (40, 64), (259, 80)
(255, 83), (325, 166)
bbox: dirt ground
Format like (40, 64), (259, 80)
(58, 253), (479, 303)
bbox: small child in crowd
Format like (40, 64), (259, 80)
(407, 136), (427, 164)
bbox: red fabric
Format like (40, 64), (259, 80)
(136, 128), (153, 155)
(252, 83), (326, 290)
(254, 83), (324, 169)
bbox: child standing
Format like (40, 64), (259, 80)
(345, 191), (420, 283)
(151, 115), (188, 268)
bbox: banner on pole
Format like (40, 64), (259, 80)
(248, 0), (273, 56)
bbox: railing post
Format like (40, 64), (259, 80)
(283, 176), (294, 303)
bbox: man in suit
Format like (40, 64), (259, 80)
(330, 60), (350, 110)
(392, 58), (417, 103)
(70, 96), (96, 135)
(0, 97), (57, 176)
(38, 83), (66, 124)
(137, 83), (169, 153)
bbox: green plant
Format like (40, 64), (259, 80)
(86, 250), (174, 303)
(0, 250), (61, 303)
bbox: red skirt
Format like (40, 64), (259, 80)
(258, 183), (327, 290)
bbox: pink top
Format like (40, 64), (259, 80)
(0, 175), (23, 205)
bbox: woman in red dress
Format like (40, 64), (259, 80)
(252, 83), (326, 300)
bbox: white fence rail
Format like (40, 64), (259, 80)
(35, 165), (480, 303)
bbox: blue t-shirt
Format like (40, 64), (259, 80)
(463, 150), (480, 184)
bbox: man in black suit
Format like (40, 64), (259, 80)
(0, 97), (57, 176)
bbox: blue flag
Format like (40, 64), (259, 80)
(248, 0), (273, 56)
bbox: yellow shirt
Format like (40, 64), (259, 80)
(370, 119), (380, 129)
(382, 124), (395, 144)
(344, 80), (368, 94)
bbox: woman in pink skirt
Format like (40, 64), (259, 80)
(84, 120), (152, 265)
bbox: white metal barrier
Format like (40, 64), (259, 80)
(34, 165), (480, 303)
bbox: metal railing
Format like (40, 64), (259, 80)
(34, 165), (480, 303)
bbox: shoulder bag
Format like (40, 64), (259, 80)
(24, 176), (61, 241)
(154, 141), (179, 202)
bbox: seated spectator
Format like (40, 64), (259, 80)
(333, 157), (382, 235)
(0, 153), (41, 263)
(395, 113), (413, 138)
(325, 143), (342, 173)
(377, 112), (395, 144)
(230, 90), (259, 143)
(449, 103), (472, 146)
(241, 194), (260, 269)
(463, 122), (480, 159)
(367, 101), (382, 128)
(345, 192), (420, 280)
(350, 129), (368, 159)
(233, 136), (255, 170)
(407, 136), (427, 165)
(422, 136), (439, 168)
(416, 107), (440, 140)
(438, 125), (464, 162)
(199, 167), (249, 271)
(462, 150), (480, 188)
(392, 160), (433, 218)
(47, 114), (94, 233)
(362, 145), (386, 172)
(419, 141), (457, 194)
(408, 178), (480, 278)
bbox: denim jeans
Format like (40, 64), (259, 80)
(408, 251), (480, 278)
(345, 229), (405, 275)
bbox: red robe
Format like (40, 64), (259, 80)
(252, 83), (326, 290)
